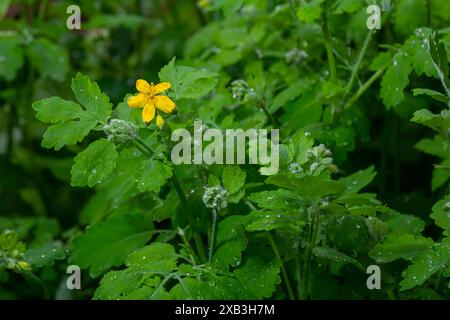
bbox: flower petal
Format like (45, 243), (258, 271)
(142, 102), (155, 123)
(153, 95), (176, 113)
(127, 93), (146, 108)
(154, 82), (171, 94)
(156, 115), (165, 128)
(136, 79), (151, 93)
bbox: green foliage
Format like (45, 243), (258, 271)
(158, 58), (218, 99)
(71, 214), (153, 277)
(2, 0), (450, 301)
(0, 36), (24, 81)
(71, 139), (118, 187)
(32, 73), (113, 150)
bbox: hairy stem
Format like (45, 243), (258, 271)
(171, 171), (207, 263)
(132, 138), (207, 263)
(343, 67), (386, 110)
(208, 208), (218, 263)
(300, 206), (320, 299)
(346, 31), (373, 94)
(267, 233), (295, 300)
(259, 100), (279, 127)
(321, 1), (337, 82)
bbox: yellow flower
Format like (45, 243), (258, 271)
(127, 79), (175, 124)
(17, 261), (31, 271)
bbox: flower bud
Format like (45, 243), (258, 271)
(202, 185), (228, 211)
(103, 119), (139, 143)
(285, 48), (308, 64)
(156, 115), (165, 129)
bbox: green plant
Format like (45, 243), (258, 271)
(1, 0), (450, 300)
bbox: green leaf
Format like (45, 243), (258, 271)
(400, 238), (450, 291)
(245, 211), (300, 232)
(94, 243), (178, 300)
(429, 32), (449, 84)
(383, 211), (425, 236)
(94, 269), (144, 300)
(369, 234), (435, 263)
(211, 0), (244, 15)
(380, 54), (412, 108)
(135, 159), (173, 193)
(411, 109), (450, 132)
(266, 174), (345, 200)
(0, 36), (24, 81)
(416, 135), (449, 159)
(288, 131), (315, 165)
(370, 52), (392, 71)
(33, 97), (83, 124)
(325, 215), (369, 255)
(222, 165), (246, 202)
(27, 38), (69, 81)
(24, 242), (66, 268)
(432, 159), (450, 190)
(71, 139), (118, 188)
(430, 196), (450, 235)
(333, 0), (364, 14)
(207, 174), (221, 187)
(248, 189), (304, 211)
(413, 88), (449, 104)
(125, 243), (178, 273)
(312, 247), (364, 271)
(71, 73), (113, 124)
(394, 0), (427, 37)
(339, 166), (377, 194)
(404, 29), (436, 77)
(296, 0), (324, 24)
(212, 216), (248, 270)
(71, 214), (152, 277)
(269, 79), (312, 113)
(158, 58), (218, 99)
(233, 257), (280, 299)
(32, 73), (112, 150)
(42, 121), (98, 151)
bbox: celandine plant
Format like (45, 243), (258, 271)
(1, 0), (450, 300)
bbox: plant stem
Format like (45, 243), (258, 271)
(259, 100), (279, 127)
(38, 0), (48, 21)
(267, 233), (295, 300)
(300, 206), (319, 299)
(136, 138), (154, 156)
(208, 208), (218, 263)
(171, 170), (207, 263)
(295, 255), (302, 298)
(132, 140), (151, 158)
(132, 138), (207, 263)
(179, 228), (198, 265)
(321, 1), (337, 82)
(343, 67), (386, 110)
(346, 31), (373, 94)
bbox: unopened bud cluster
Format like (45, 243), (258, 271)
(306, 144), (334, 174)
(202, 185), (228, 211)
(103, 119), (138, 143)
(230, 79), (257, 103)
(288, 162), (303, 174)
(285, 48), (308, 64)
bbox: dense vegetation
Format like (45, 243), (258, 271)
(1, 0), (450, 300)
